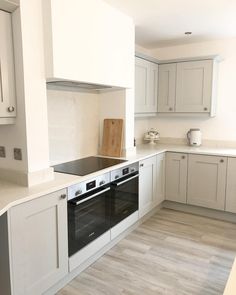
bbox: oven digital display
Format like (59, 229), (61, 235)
(122, 167), (129, 175)
(86, 180), (96, 190)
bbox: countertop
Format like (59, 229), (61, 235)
(224, 258), (236, 295)
(1, 143), (236, 217)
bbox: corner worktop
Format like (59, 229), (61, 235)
(1, 143), (236, 217)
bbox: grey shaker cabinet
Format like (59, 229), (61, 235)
(165, 152), (188, 204)
(187, 154), (227, 210)
(135, 57), (158, 114)
(226, 158), (236, 213)
(0, 10), (16, 123)
(8, 189), (68, 295)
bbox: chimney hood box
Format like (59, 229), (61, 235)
(42, 0), (134, 89)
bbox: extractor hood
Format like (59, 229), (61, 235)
(47, 80), (113, 91)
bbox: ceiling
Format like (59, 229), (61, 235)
(104, 0), (236, 48)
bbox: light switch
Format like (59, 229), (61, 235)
(14, 148), (22, 161)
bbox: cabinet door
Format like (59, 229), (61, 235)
(157, 63), (176, 112)
(226, 158), (236, 213)
(135, 57), (158, 114)
(0, 10), (16, 118)
(165, 152), (188, 203)
(176, 60), (213, 113)
(155, 153), (166, 205)
(187, 155), (227, 210)
(139, 156), (157, 218)
(9, 189), (68, 295)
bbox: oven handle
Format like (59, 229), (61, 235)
(74, 187), (111, 205)
(112, 174), (139, 187)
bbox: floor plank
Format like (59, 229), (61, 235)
(57, 209), (236, 295)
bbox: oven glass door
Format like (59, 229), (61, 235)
(68, 186), (111, 257)
(111, 173), (139, 227)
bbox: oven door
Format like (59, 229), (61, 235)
(111, 173), (139, 227)
(68, 185), (111, 257)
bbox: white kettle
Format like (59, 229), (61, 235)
(187, 129), (202, 146)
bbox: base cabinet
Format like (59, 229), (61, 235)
(226, 158), (236, 213)
(187, 154), (227, 210)
(139, 156), (157, 218)
(8, 189), (68, 295)
(165, 152), (188, 203)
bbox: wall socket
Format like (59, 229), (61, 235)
(14, 148), (22, 161)
(0, 146), (6, 158)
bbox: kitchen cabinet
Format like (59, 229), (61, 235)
(158, 63), (176, 112)
(165, 152), (188, 203)
(0, 10), (16, 124)
(8, 189), (68, 295)
(157, 59), (218, 116)
(135, 57), (158, 114)
(42, 0), (134, 89)
(155, 153), (166, 205)
(226, 158), (236, 213)
(139, 156), (157, 218)
(187, 154), (227, 210)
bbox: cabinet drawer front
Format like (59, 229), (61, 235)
(165, 152), (188, 203)
(175, 60), (213, 113)
(187, 154), (227, 210)
(226, 158), (236, 213)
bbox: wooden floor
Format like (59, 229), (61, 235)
(58, 209), (236, 295)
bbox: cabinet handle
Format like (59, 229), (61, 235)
(140, 163), (144, 167)
(169, 107), (173, 111)
(204, 107), (208, 111)
(220, 159), (224, 163)
(182, 155), (186, 159)
(60, 194), (67, 200)
(7, 106), (15, 113)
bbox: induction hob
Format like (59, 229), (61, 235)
(53, 156), (127, 176)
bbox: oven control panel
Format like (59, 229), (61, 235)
(110, 162), (139, 182)
(67, 172), (110, 201)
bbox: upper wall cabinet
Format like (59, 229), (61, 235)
(42, 0), (134, 89)
(158, 59), (218, 116)
(0, 10), (16, 124)
(135, 57), (158, 114)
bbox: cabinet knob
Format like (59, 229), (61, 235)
(220, 159), (224, 163)
(140, 163), (144, 167)
(169, 107), (173, 111)
(7, 106), (15, 112)
(204, 107), (208, 111)
(182, 155), (186, 159)
(60, 194), (67, 200)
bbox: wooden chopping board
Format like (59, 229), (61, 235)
(100, 119), (124, 157)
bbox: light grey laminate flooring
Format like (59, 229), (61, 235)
(58, 209), (236, 295)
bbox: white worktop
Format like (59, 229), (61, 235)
(1, 143), (236, 217)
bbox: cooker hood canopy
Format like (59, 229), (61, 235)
(47, 80), (114, 91)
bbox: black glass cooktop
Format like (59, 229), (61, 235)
(53, 156), (127, 176)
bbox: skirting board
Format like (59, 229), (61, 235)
(44, 204), (163, 295)
(163, 201), (236, 224)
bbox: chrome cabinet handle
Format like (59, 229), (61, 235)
(60, 194), (67, 200)
(7, 106), (15, 112)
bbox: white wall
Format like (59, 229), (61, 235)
(47, 88), (100, 165)
(135, 38), (236, 143)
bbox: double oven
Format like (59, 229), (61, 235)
(67, 162), (139, 257)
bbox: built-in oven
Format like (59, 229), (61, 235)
(67, 173), (111, 257)
(110, 163), (139, 227)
